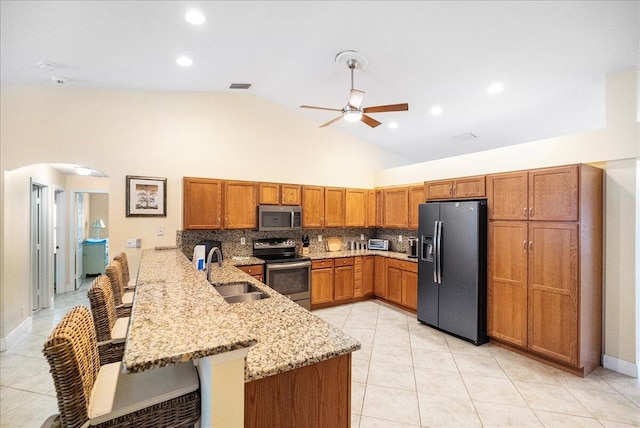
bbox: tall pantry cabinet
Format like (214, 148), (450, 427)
(486, 164), (603, 376)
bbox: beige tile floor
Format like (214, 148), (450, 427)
(1, 282), (639, 428)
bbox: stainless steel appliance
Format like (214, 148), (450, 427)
(368, 238), (389, 251)
(258, 205), (302, 231)
(253, 238), (311, 309)
(417, 200), (489, 345)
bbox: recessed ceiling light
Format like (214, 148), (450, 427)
(185, 9), (206, 25)
(388, 121), (399, 129)
(487, 83), (504, 95)
(176, 56), (193, 67)
(429, 106), (443, 115)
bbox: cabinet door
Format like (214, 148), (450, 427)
(383, 188), (408, 228)
(302, 186), (325, 228)
(325, 187), (345, 227)
(311, 268), (334, 304)
(374, 256), (387, 298)
(258, 183), (280, 205)
(224, 181), (257, 229)
(454, 176), (486, 198)
(183, 177), (223, 230)
(281, 184), (301, 205)
(386, 267), (403, 304)
(345, 189), (367, 227)
(402, 270), (418, 310)
(367, 190), (376, 228)
(487, 221), (529, 347)
(487, 171), (528, 220)
(425, 180), (453, 200)
(528, 165), (578, 221)
(528, 222), (578, 365)
(334, 266), (354, 301)
(362, 256), (375, 295)
(375, 189), (384, 227)
(408, 185), (425, 229)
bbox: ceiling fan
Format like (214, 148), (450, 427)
(300, 50), (409, 128)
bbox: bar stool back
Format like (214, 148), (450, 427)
(87, 276), (128, 365)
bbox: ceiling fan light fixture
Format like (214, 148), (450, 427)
(343, 110), (363, 122)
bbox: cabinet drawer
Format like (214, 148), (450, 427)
(386, 258), (418, 273)
(237, 265), (264, 276)
(335, 257), (354, 267)
(312, 259), (335, 269)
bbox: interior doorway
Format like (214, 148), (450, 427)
(73, 191), (109, 290)
(31, 181), (48, 312)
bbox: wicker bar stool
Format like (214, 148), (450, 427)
(105, 261), (133, 318)
(87, 276), (129, 365)
(113, 252), (136, 291)
(42, 306), (200, 428)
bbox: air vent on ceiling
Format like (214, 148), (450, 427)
(229, 83), (252, 89)
(453, 132), (478, 142)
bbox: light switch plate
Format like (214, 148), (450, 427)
(126, 239), (137, 248)
(360, 234), (365, 240)
(398, 235), (403, 242)
(240, 237), (246, 245)
(318, 235), (323, 242)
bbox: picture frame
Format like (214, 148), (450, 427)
(126, 175), (167, 217)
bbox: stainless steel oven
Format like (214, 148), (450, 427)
(254, 238), (311, 309)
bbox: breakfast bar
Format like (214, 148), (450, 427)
(123, 248), (360, 427)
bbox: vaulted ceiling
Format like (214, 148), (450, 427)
(1, 1), (638, 163)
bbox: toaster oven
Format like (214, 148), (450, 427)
(368, 239), (389, 251)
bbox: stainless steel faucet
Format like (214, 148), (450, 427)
(206, 246), (223, 284)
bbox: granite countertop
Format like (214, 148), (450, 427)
(123, 249), (361, 382)
(308, 249), (418, 262)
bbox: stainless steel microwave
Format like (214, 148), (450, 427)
(258, 205), (302, 231)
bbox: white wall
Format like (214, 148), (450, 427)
(0, 86), (409, 341)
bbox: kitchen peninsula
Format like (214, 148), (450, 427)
(123, 248), (360, 427)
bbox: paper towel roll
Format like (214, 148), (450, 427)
(193, 245), (206, 270)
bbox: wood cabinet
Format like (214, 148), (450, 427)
(362, 256), (375, 296)
(386, 258), (418, 310)
(383, 187), (409, 228)
(302, 186), (325, 228)
(324, 187), (345, 227)
(311, 259), (334, 305)
(183, 177), (223, 230)
(375, 189), (384, 227)
(334, 258), (354, 301)
(487, 164), (602, 376)
(487, 165), (579, 221)
(237, 264), (264, 282)
(374, 256), (387, 298)
(345, 188), (367, 227)
(366, 190), (377, 228)
(259, 183), (301, 205)
(408, 185), (425, 229)
(425, 175), (486, 200)
(223, 181), (257, 229)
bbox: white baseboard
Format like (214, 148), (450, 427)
(0, 316), (33, 352)
(603, 354), (638, 378)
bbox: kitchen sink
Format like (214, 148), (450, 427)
(212, 281), (269, 303)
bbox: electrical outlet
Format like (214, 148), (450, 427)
(360, 234), (365, 241)
(127, 239), (137, 248)
(157, 226), (164, 236)
(318, 235), (323, 242)
(240, 237), (246, 245)
(398, 235), (403, 242)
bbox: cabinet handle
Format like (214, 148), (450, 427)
(449, 185), (453, 196)
(529, 207), (533, 217)
(452, 185), (456, 196)
(523, 208), (527, 218)
(225, 217), (228, 228)
(529, 241), (533, 252)
(523, 240), (527, 252)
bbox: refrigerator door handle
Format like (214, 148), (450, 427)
(433, 221), (439, 283)
(436, 220), (443, 284)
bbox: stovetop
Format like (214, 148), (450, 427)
(253, 238), (310, 263)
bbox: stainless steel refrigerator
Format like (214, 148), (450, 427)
(417, 200), (489, 345)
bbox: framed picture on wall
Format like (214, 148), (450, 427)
(126, 175), (167, 217)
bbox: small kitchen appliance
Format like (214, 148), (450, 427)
(408, 238), (418, 258)
(368, 239), (389, 251)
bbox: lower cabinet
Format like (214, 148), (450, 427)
(385, 258), (418, 311)
(311, 259), (335, 305)
(237, 264), (264, 282)
(334, 258), (354, 301)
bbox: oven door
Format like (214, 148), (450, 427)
(265, 260), (311, 304)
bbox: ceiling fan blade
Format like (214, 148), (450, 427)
(361, 114), (382, 128)
(349, 89), (365, 108)
(320, 116), (344, 128)
(363, 103), (409, 113)
(300, 105), (343, 112)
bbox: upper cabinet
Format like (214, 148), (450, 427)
(183, 177), (223, 230)
(425, 175), (486, 200)
(345, 188), (367, 227)
(487, 165), (579, 221)
(408, 185), (426, 229)
(223, 181), (257, 229)
(302, 185), (325, 228)
(324, 187), (346, 227)
(383, 188), (409, 228)
(259, 183), (301, 206)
